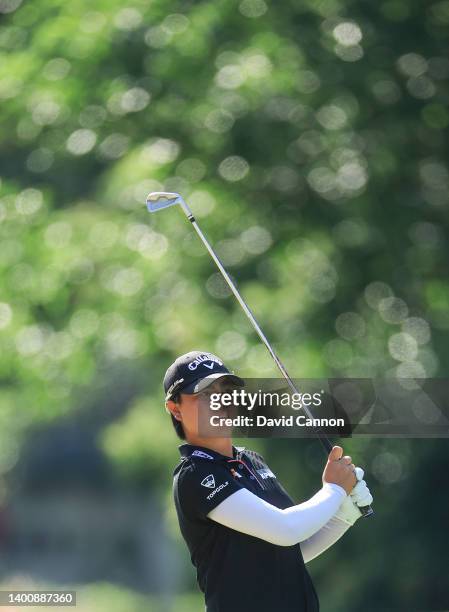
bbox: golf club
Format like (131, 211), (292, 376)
(146, 191), (374, 518)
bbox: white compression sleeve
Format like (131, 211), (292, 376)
(207, 483), (347, 547)
(300, 516), (351, 563)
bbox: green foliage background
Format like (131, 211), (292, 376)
(0, 0), (448, 610)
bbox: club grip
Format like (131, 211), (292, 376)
(352, 466), (374, 517)
(359, 503), (374, 518)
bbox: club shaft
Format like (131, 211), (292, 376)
(176, 202), (373, 517)
(189, 216), (331, 453)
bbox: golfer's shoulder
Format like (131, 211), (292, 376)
(173, 455), (221, 490)
(242, 448), (268, 467)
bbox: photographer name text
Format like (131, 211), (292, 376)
(209, 415), (345, 427)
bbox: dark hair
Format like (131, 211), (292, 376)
(170, 393), (186, 440)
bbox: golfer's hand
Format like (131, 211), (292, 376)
(335, 467), (374, 525)
(350, 467), (373, 508)
(322, 446), (357, 495)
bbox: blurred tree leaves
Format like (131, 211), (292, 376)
(0, 0), (448, 607)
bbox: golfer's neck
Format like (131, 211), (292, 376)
(186, 434), (233, 458)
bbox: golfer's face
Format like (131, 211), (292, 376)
(180, 379), (238, 436)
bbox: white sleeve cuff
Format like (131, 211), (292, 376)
(322, 482), (347, 498)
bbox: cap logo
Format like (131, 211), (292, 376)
(188, 353), (223, 371)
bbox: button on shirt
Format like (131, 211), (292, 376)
(173, 444), (320, 612)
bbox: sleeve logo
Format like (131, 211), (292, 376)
(201, 474), (216, 488)
(257, 468), (276, 480)
(206, 481), (228, 500)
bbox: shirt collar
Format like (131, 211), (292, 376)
(179, 443), (245, 462)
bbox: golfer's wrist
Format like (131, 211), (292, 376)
(322, 481), (347, 499)
(335, 495), (362, 526)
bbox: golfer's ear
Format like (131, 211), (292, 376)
(166, 399), (182, 420)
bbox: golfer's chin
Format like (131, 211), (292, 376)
(197, 406), (237, 437)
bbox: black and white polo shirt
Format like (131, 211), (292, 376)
(173, 443), (320, 612)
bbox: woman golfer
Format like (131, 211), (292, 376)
(165, 350), (373, 612)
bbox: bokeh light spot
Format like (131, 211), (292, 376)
(141, 138), (180, 165)
(189, 191), (216, 217)
(44, 221), (72, 248)
(401, 317), (431, 345)
(372, 452), (403, 484)
(70, 309), (100, 339)
(397, 53), (428, 77)
(66, 129), (97, 155)
(379, 297), (408, 324)
(26, 148), (54, 173)
(114, 8), (142, 31)
(332, 22), (363, 46)
(216, 331), (247, 360)
(218, 156), (250, 182)
(316, 104), (347, 130)
(388, 332), (418, 361)
(0, 0), (22, 13)
(364, 281), (393, 309)
(121, 88), (150, 113)
(15, 188), (43, 215)
(0, 303), (12, 329)
(206, 273), (233, 299)
(336, 312), (366, 339)
(239, 0), (268, 18)
(42, 58), (71, 81)
(241, 226), (272, 255)
(98, 133), (130, 160)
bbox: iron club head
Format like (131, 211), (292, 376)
(146, 192), (183, 212)
(146, 191), (193, 218)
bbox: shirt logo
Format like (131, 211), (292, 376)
(207, 481), (229, 500)
(192, 450), (214, 460)
(201, 474), (216, 488)
(257, 468), (276, 480)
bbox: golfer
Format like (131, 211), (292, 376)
(166, 350), (373, 612)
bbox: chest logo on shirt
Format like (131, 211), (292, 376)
(201, 474), (216, 488)
(257, 468), (276, 480)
